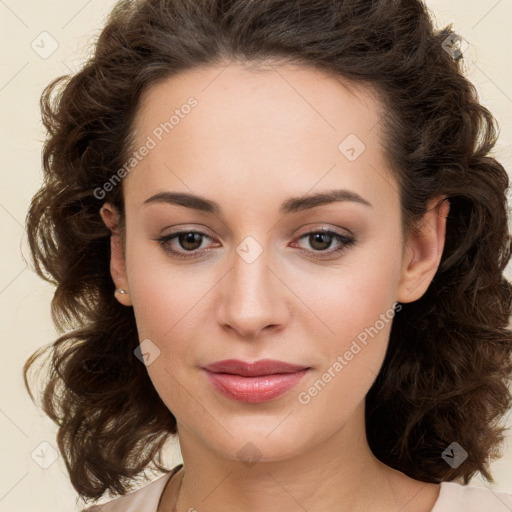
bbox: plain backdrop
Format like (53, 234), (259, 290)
(1, 1), (511, 510)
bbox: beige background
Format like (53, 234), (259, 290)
(1, 0), (511, 510)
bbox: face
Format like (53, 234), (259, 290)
(100, 61), (448, 463)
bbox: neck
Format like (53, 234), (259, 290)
(161, 402), (440, 512)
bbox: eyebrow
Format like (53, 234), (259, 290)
(142, 189), (373, 214)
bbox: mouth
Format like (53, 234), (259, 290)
(201, 359), (312, 403)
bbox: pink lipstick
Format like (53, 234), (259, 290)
(201, 359), (311, 403)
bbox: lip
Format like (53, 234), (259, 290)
(201, 359), (311, 403)
(202, 359), (309, 376)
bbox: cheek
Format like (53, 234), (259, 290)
(125, 241), (218, 391)
(125, 235), (210, 340)
(291, 243), (401, 348)
(291, 296), (396, 437)
(125, 250), (203, 412)
(289, 244), (401, 405)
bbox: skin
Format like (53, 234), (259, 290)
(100, 60), (450, 512)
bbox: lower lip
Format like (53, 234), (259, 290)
(203, 368), (310, 403)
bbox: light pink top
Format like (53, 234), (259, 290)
(82, 465), (512, 512)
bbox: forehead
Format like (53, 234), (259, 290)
(133, 61), (384, 146)
(124, 62), (395, 213)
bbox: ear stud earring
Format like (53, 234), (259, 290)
(115, 289), (127, 294)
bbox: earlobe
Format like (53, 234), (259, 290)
(397, 196), (450, 303)
(99, 203), (132, 307)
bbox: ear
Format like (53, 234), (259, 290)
(99, 203), (132, 307)
(397, 196), (450, 303)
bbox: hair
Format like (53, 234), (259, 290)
(23, 0), (512, 504)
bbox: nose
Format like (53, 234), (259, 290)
(217, 240), (290, 339)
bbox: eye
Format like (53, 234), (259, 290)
(292, 229), (356, 259)
(156, 230), (216, 259)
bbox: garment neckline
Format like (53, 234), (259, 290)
(156, 463), (184, 511)
(154, 471), (507, 512)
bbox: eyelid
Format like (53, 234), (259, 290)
(294, 223), (354, 238)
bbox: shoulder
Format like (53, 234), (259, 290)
(81, 464), (183, 512)
(432, 481), (512, 512)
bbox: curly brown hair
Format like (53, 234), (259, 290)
(23, 0), (512, 504)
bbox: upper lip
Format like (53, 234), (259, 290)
(202, 359), (310, 377)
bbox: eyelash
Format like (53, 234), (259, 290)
(155, 228), (356, 260)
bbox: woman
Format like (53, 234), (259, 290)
(23, 0), (512, 510)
